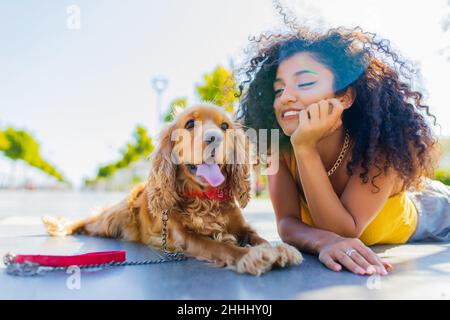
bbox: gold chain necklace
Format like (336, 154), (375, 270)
(327, 130), (351, 177)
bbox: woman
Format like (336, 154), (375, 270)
(236, 26), (449, 276)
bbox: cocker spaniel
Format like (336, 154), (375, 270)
(43, 103), (302, 275)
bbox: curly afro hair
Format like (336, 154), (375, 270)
(235, 26), (440, 191)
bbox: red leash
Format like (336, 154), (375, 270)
(12, 250), (126, 267)
(4, 249), (186, 276)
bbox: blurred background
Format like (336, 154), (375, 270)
(1, 0), (450, 219)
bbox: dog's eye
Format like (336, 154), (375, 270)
(220, 122), (229, 131)
(185, 119), (195, 129)
(187, 164), (197, 173)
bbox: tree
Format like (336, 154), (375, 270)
(133, 126), (154, 156)
(0, 131), (9, 151)
(195, 66), (238, 113)
(3, 128), (27, 161)
(86, 125), (154, 185)
(0, 127), (65, 182)
(164, 97), (188, 122)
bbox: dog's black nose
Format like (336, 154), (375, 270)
(204, 130), (223, 145)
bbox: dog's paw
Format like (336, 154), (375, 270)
(234, 243), (280, 276)
(274, 243), (303, 267)
(42, 216), (71, 236)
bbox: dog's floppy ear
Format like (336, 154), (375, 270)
(227, 128), (252, 208)
(147, 123), (180, 217)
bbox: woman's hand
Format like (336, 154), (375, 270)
(318, 235), (393, 276)
(290, 98), (344, 149)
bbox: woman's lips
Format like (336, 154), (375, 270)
(281, 110), (300, 121)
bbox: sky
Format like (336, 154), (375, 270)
(1, 0), (449, 187)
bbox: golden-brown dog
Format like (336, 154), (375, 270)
(43, 103), (302, 275)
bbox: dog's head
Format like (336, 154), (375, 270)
(147, 103), (252, 215)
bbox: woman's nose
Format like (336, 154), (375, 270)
(279, 87), (297, 105)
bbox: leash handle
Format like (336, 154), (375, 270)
(11, 250), (126, 267)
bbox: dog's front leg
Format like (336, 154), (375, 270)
(169, 223), (284, 276)
(226, 215), (303, 268)
(238, 224), (270, 247)
(225, 211), (268, 247)
(240, 225), (303, 268)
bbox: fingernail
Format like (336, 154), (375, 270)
(366, 266), (376, 275)
(356, 267), (366, 275)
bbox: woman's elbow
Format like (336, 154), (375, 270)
(277, 217), (298, 243)
(335, 224), (365, 239)
(315, 220), (363, 239)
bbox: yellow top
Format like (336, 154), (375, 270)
(289, 151), (418, 245)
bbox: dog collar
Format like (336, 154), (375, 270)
(183, 184), (233, 202)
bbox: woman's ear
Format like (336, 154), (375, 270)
(338, 87), (356, 109)
(147, 123), (180, 217)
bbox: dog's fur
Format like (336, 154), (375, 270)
(43, 104), (302, 275)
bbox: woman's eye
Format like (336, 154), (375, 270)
(185, 119), (195, 129)
(274, 88), (284, 96)
(297, 81), (316, 88)
(220, 122), (229, 131)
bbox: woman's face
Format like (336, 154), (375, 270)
(273, 52), (336, 136)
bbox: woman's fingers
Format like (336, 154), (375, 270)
(318, 100), (329, 120)
(319, 254), (342, 272)
(357, 244), (389, 275)
(384, 262), (394, 272)
(334, 251), (366, 275)
(298, 109), (309, 127)
(345, 251), (373, 274)
(320, 247), (392, 276)
(328, 98), (345, 123)
(306, 103), (320, 125)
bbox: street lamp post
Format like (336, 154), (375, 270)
(151, 77), (169, 136)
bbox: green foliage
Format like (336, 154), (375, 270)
(3, 128), (27, 160)
(195, 66), (238, 113)
(132, 126), (154, 156)
(161, 66), (237, 126)
(85, 125), (154, 185)
(434, 168), (450, 186)
(164, 97), (188, 122)
(0, 131), (9, 151)
(0, 127), (65, 182)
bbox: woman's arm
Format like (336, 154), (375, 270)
(267, 152), (390, 275)
(268, 151), (335, 254)
(290, 98), (396, 238)
(294, 146), (396, 238)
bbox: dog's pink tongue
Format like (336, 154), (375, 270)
(196, 164), (225, 187)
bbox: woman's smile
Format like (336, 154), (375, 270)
(281, 109), (301, 121)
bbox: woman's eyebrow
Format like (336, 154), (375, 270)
(294, 69), (318, 76)
(274, 69), (318, 83)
